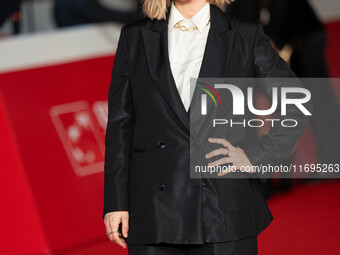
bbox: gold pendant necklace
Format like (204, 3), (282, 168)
(173, 20), (210, 32)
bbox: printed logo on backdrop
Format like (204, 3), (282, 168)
(50, 101), (108, 177)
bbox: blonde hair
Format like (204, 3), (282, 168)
(142, 0), (230, 20)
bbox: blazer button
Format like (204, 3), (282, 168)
(157, 183), (166, 191)
(158, 142), (166, 149)
(202, 182), (206, 188)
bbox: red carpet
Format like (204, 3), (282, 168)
(259, 180), (340, 255)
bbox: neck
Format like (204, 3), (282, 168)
(173, 0), (208, 19)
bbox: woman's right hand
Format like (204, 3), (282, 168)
(104, 211), (129, 249)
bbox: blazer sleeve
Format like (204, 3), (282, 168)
(244, 24), (313, 183)
(103, 26), (134, 218)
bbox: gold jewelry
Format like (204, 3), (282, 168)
(174, 22), (197, 32)
(173, 20), (210, 32)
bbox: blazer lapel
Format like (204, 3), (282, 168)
(189, 5), (236, 110)
(189, 5), (236, 138)
(141, 4), (236, 134)
(142, 15), (191, 132)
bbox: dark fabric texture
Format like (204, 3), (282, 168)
(103, 4), (312, 245)
(225, 0), (260, 23)
(128, 237), (258, 255)
(265, 0), (324, 50)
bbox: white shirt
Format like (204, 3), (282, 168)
(104, 2), (211, 219)
(168, 2), (211, 111)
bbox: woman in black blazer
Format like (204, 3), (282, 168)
(103, 0), (312, 254)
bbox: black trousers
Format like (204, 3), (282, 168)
(128, 237), (257, 255)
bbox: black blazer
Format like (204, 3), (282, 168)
(103, 4), (312, 245)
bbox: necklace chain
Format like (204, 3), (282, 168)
(173, 20), (210, 32)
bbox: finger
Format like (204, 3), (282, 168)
(104, 219), (111, 231)
(120, 236), (127, 246)
(107, 232), (115, 242)
(112, 232), (127, 249)
(207, 138), (238, 151)
(209, 155), (245, 166)
(109, 220), (120, 235)
(105, 226), (112, 237)
(108, 217), (120, 239)
(236, 146), (244, 152)
(105, 223), (115, 242)
(208, 157), (232, 167)
(205, 148), (229, 159)
(208, 138), (230, 147)
(226, 142), (238, 151)
(121, 214), (129, 238)
(104, 220), (113, 237)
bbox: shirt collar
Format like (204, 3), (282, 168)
(168, 2), (210, 33)
(168, 2), (185, 31)
(190, 2), (210, 33)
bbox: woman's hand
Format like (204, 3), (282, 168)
(104, 211), (129, 249)
(205, 138), (255, 176)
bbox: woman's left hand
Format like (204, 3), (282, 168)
(205, 138), (255, 176)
